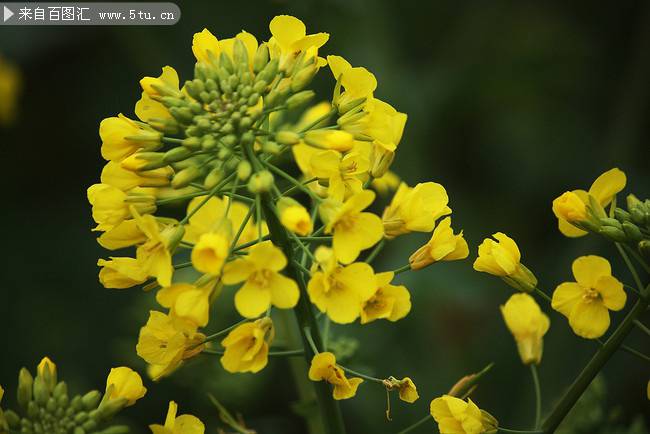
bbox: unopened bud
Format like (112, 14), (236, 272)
(599, 226), (628, 242)
(182, 137), (202, 150)
(253, 44), (270, 74)
(81, 391), (101, 410)
(256, 59), (279, 84)
(171, 166), (202, 189)
(638, 240), (650, 262)
(286, 90), (315, 109)
(622, 222), (643, 241)
(233, 39), (249, 69)
(17, 368), (33, 408)
(291, 65), (318, 92)
(32, 377), (49, 405)
(276, 130), (301, 146)
(163, 146), (193, 163)
(614, 208), (631, 222)
(237, 160), (252, 180)
(247, 170), (274, 193)
(204, 167), (224, 189)
(338, 97), (367, 114)
(305, 129), (354, 152)
(220, 52), (234, 73)
(262, 141), (283, 155)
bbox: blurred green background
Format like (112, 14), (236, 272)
(1, 1), (649, 433)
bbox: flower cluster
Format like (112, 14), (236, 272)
(0, 357), (146, 434)
(87, 15), (469, 414)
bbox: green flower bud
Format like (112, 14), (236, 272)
(233, 39), (249, 68)
(253, 80), (267, 94)
(221, 134), (238, 147)
(338, 97), (367, 114)
(614, 208), (631, 223)
(169, 107), (194, 124)
(73, 426), (86, 434)
(276, 130), (301, 146)
(599, 226), (628, 242)
(163, 225), (186, 252)
(204, 167), (224, 189)
(219, 52), (234, 73)
(630, 207), (645, 225)
(237, 160), (252, 181)
(291, 65), (318, 92)
(256, 59), (279, 84)
(286, 90), (315, 109)
(253, 44), (270, 74)
(81, 391), (101, 411)
(17, 368), (33, 409)
(622, 222), (643, 242)
(627, 194), (642, 210)
(4, 410), (19, 428)
(52, 382), (67, 400)
(247, 170), (274, 193)
(201, 136), (218, 150)
(172, 166), (202, 189)
(27, 401), (39, 419)
(163, 146), (193, 163)
(262, 141), (282, 155)
(599, 217), (622, 229)
(97, 398), (127, 420)
(81, 420), (97, 431)
(33, 377), (49, 405)
(481, 410), (499, 434)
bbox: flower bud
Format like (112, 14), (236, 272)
(622, 222), (643, 241)
(278, 197), (313, 236)
(37, 357), (57, 392)
(171, 166), (202, 189)
(305, 129), (354, 152)
(17, 368), (33, 408)
(233, 39), (249, 69)
(253, 43), (270, 73)
(182, 136), (202, 150)
(81, 391), (101, 410)
(256, 58), (279, 84)
(104, 367), (147, 407)
(33, 376), (49, 405)
(287, 90), (316, 109)
(204, 167), (224, 189)
(237, 160), (252, 181)
(291, 65), (318, 92)
(370, 147), (395, 178)
(638, 240), (650, 262)
(599, 226), (628, 242)
(338, 97), (367, 114)
(163, 146), (193, 163)
(275, 130), (301, 146)
(552, 191), (587, 224)
(247, 170), (274, 193)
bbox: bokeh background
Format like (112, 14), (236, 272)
(1, 1), (649, 433)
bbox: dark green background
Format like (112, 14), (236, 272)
(1, 1), (649, 433)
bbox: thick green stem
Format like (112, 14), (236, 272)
(541, 296), (648, 433)
(396, 415), (432, 434)
(260, 193), (347, 434)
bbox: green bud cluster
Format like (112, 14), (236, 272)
(137, 40), (319, 191)
(599, 194), (650, 258)
(3, 366), (129, 434)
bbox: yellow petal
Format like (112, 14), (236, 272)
(572, 255), (611, 288)
(268, 273), (300, 309)
(269, 15), (306, 50)
(248, 241), (287, 271)
(192, 29), (220, 63)
(234, 283), (271, 318)
(589, 168), (626, 206)
(595, 275), (626, 311)
(551, 282), (583, 318)
(569, 301), (610, 339)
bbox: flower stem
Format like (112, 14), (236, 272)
(395, 415), (432, 434)
(530, 364), (542, 429)
(393, 264), (412, 275)
(499, 429), (544, 434)
(365, 239), (385, 263)
(541, 296), (648, 433)
(633, 320), (650, 338)
(339, 366), (384, 384)
(259, 193), (347, 434)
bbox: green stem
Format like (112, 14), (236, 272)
(261, 160), (322, 202)
(365, 239), (385, 263)
(396, 415), (432, 434)
(633, 319), (650, 338)
(534, 288), (552, 303)
(282, 177), (318, 197)
(339, 366), (384, 384)
(616, 243), (644, 291)
(622, 243), (650, 274)
(179, 172), (237, 225)
(259, 193), (347, 434)
(202, 318), (250, 344)
(530, 364), (542, 429)
(393, 264), (412, 275)
(499, 429), (544, 434)
(298, 108), (337, 133)
(541, 296), (649, 433)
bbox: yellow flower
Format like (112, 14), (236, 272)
(105, 367), (147, 406)
(191, 231), (231, 275)
(327, 55), (377, 110)
(136, 311), (205, 380)
(222, 241), (300, 318)
(157, 283), (212, 328)
(473, 233), (538, 292)
(552, 168), (627, 238)
(99, 114), (161, 162)
(371, 170), (400, 196)
(150, 401), (205, 434)
(551, 255), (626, 339)
(360, 272), (411, 324)
(310, 149), (369, 201)
(319, 190), (383, 264)
(133, 210), (181, 287)
(268, 15), (329, 69)
(409, 217), (469, 270)
(101, 161), (172, 191)
(98, 257), (148, 289)
(141, 66), (180, 97)
(220, 318), (274, 373)
(365, 99), (407, 177)
(184, 196), (259, 246)
(278, 197), (313, 236)
(500, 293), (550, 365)
(308, 352), (363, 400)
(0, 54), (21, 126)
(97, 220), (147, 250)
(87, 184), (156, 231)
(430, 395), (498, 434)
(307, 246), (376, 323)
(382, 182), (451, 238)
